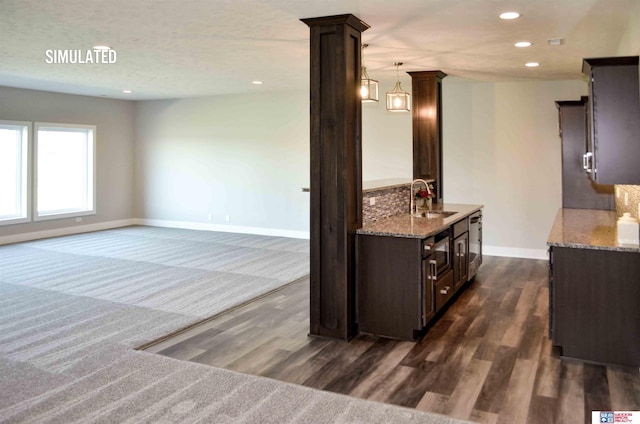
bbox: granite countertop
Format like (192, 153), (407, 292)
(362, 178), (434, 192)
(547, 208), (640, 252)
(357, 203), (483, 238)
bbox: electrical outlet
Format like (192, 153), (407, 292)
(625, 192), (629, 206)
(75, 217), (82, 223)
(225, 214), (230, 223)
(369, 197), (376, 206)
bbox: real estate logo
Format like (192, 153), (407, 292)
(594, 411), (636, 423)
(44, 49), (117, 64)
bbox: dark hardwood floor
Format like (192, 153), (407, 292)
(146, 256), (640, 423)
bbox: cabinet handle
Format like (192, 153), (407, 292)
(458, 241), (463, 275)
(583, 153), (588, 170)
(585, 152), (593, 174)
(440, 286), (450, 295)
(429, 259), (437, 280)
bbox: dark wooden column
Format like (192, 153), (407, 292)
(301, 14), (368, 340)
(408, 71), (447, 203)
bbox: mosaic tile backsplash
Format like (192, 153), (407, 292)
(362, 185), (410, 223)
(615, 185), (640, 219)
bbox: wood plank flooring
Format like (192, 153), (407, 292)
(146, 256), (640, 423)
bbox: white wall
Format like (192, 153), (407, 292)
(442, 79), (587, 258)
(617, 0), (640, 55)
(0, 86), (135, 240)
(134, 90), (310, 236)
(361, 77), (587, 258)
(361, 75), (413, 180)
(133, 77), (587, 257)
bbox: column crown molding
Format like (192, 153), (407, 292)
(301, 14), (370, 32)
(407, 70), (448, 80)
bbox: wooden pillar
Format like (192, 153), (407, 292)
(301, 14), (368, 340)
(408, 71), (447, 203)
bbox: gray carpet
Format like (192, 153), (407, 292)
(0, 226), (470, 423)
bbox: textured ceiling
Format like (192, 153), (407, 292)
(0, 0), (636, 100)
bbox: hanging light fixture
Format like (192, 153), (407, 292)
(386, 62), (411, 112)
(360, 44), (379, 102)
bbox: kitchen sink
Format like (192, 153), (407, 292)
(414, 211), (457, 219)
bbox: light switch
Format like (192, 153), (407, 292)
(369, 197), (376, 206)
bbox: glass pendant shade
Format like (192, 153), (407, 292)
(386, 63), (411, 112)
(386, 81), (411, 112)
(361, 66), (379, 102)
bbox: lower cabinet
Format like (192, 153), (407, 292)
(549, 246), (640, 367)
(357, 219), (472, 340)
(356, 234), (426, 340)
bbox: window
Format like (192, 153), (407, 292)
(0, 121), (30, 225)
(34, 123), (96, 220)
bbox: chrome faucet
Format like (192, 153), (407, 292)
(410, 179), (432, 215)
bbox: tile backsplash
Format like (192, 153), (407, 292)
(614, 185), (640, 219)
(362, 185), (410, 223)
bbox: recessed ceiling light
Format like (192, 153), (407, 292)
(122, 89), (133, 94)
(93, 45), (112, 51)
(499, 11), (520, 20)
(515, 41), (532, 48)
(252, 81), (263, 85)
(525, 62), (540, 67)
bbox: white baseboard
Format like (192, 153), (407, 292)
(0, 219), (136, 245)
(133, 218), (311, 240)
(0, 219), (545, 257)
(483, 245), (548, 260)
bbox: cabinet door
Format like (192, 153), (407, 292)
(552, 246), (640, 367)
(453, 232), (468, 290)
(584, 57), (640, 184)
(356, 234), (423, 340)
(434, 269), (455, 312)
(556, 100), (614, 210)
(422, 257), (435, 325)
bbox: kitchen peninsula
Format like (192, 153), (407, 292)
(356, 185), (483, 340)
(547, 208), (640, 367)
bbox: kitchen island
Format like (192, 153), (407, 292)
(547, 208), (640, 367)
(356, 204), (483, 340)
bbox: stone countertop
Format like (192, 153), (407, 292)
(547, 208), (640, 252)
(357, 203), (483, 238)
(362, 178), (435, 192)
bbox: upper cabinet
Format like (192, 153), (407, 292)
(555, 99), (614, 210)
(582, 56), (640, 184)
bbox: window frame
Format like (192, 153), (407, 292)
(33, 122), (97, 221)
(0, 120), (32, 226)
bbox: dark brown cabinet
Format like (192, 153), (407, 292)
(357, 216), (477, 340)
(356, 234), (431, 340)
(452, 219), (469, 290)
(556, 99), (614, 210)
(549, 246), (640, 367)
(582, 56), (640, 184)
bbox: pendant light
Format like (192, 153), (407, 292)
(386, 62), (411, 112)
(360, 44), (379, 102)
